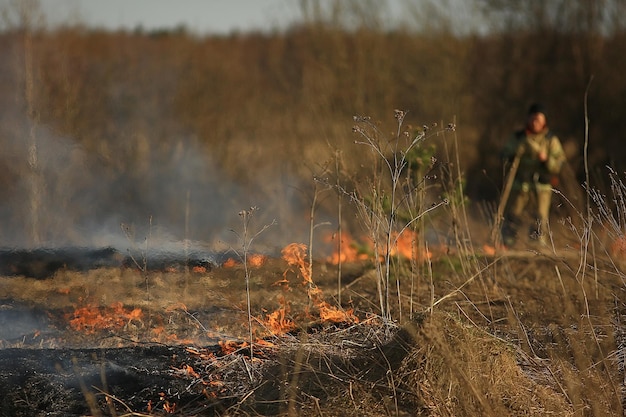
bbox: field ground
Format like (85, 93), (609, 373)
(0, 212), (624, 416)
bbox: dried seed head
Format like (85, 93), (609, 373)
(446, 123), (456, 131)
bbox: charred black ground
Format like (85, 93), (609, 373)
(0, 246), (226, 279)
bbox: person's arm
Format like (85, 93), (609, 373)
(501, 132), (522, 161)
(545, 136), (566, 174)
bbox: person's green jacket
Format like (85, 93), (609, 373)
(501, 128), (566, 188)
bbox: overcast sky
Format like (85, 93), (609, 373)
(36, 0), (303, 34)
(3, 0), (418, 35)
(0, 0), (484, 36)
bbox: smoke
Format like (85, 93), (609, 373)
(0, 116), (326, 255)
(0, 304), (51, 341)
(0, 32), (337, 257)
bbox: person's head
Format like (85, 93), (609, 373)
(527, 103), (547, 134)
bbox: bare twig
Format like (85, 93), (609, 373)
(230, 207), (276, 360)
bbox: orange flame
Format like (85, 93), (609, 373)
(222, 258), (238, 268)
(482, 244), (497, 256)
(262, 296), (296, 335)
(280, 242), (358, 324)
(178, 364), (201, 379)
(326, 229), (432, 264)
(318, 300), (358, 323)
(391, 229), (417, 259)
(68, 302), (143, 334)
(222, 254), (267, 268)
(249, 253), (267, 267)
(162, 400), (176, 413)
(219, 339), (247, 355)
(325, 231), (370, 264)
(281, 243), (312, 284)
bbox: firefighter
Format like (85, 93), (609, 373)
(500, 103), (566, 247)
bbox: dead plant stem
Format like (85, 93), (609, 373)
(233, 207), (276, 360)
(335, 150), (343, 305)
(428, 258), (499, 312)
(583, 76), (599, 298)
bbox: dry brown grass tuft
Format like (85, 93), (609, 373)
(398, 312), (573, 417)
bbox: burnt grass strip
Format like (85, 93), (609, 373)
(0, 247), (222, 279)
(0, 322), (418, 417)
(0, 344), (225, 416)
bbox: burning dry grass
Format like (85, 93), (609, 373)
(67, 302), (142, 334)
(325, 230), (434, 265)
(185, 311), (575, 417)
(279, 242), (358, 325)
(0, 236), (624, 415)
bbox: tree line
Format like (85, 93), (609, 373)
(0, 5), (625, 245)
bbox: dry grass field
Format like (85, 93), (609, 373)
(0, 214), (623, 416)
(1, 3), (626, 414)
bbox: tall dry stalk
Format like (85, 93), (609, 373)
(307, 162), (332, 285)
(334, 150), (344, 304)
(348, 110), (449, 321)
(121, 217), (153, 339)
(230, 207), (276, 359)
(13, 1), (45, 245)
(121, 219), (151, 287)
